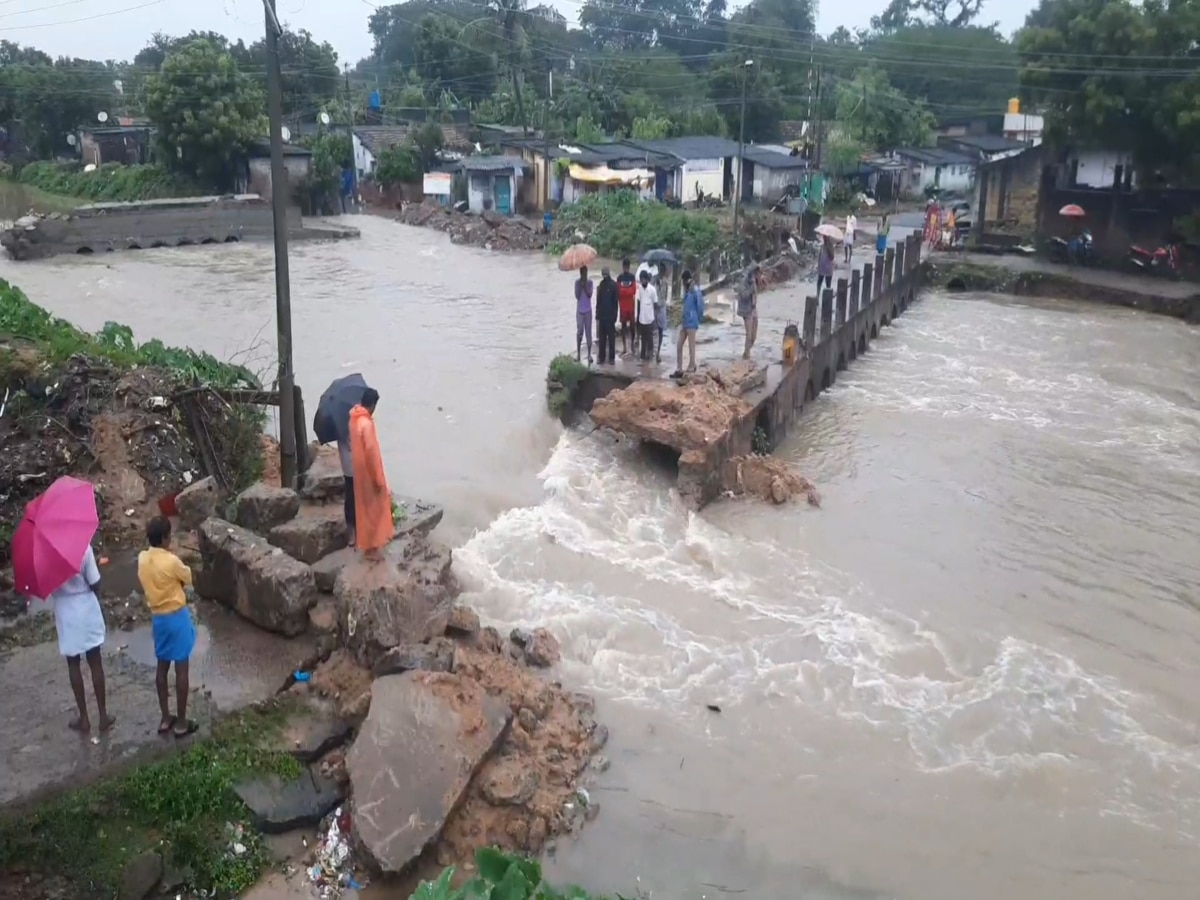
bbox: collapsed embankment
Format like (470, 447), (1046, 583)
(0, 278), (267, 644)
(926, 257), (1200, 322)
(390, 200), (549, 251)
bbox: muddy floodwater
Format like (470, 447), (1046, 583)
(4, 216), (1200, 900)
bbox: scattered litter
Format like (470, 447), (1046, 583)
(705, 703), (721, 713)
(182, 470), (193, 485)
(306, 805), (364, 898)
(293, 670), (311, 683)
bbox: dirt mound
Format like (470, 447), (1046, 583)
(306, 613), (604, 871)
(395, 201), (548, 252)
(722, 454), (821, 506)
(590, 373), (752, 467)
(0, 352), (260, 567)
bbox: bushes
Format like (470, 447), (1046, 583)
(14, 161), (204, 203)
(547, 191), (722, 261)
(545, 354), (588, 421)
(410, 847), (606, 899)
(0, 278), (257, 388)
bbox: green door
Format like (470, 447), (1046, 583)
(494, 175), (512, 215)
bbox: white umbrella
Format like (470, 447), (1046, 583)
(815, 223), (844, 241)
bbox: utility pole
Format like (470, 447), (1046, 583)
(814, 66), (824, 174)
(542, 66), (553, 213)
(263, 0), (297, 489)
(344, 63), (358, 204)
(732, 58), (753, 239)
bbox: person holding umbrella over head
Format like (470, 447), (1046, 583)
(12, 476), (113, 734)
(314, 374), (371, 546)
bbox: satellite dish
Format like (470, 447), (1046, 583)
(281, 125), (291, 142)
(97, 110), (109, 123)
(318, 111), (331, 126)
(113, 79), (124, 95)
(66, 133), (77, 146)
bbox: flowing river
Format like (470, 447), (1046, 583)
(3, 215), (1199, 900)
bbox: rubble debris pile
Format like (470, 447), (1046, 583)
(394, 201), (548, 252)
(723, 454), (821, 506)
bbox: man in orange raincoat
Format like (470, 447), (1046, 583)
(349, 388), (393, 559)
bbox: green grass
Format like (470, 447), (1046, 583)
(0, 181), (86, 214)
(0, 703), (302, 896)
(546, 354), (589, 421)
(411, 848), (613, 900)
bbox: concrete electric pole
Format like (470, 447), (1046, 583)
(262, 0), (298, 489)
(732, 59), (754, 239)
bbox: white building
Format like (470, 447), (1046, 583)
(1065, 149), (1138, 189)
(891, 148), (977, 197)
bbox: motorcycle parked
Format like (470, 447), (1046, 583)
(1048, 230), (1093, 265)
(1129, 242), (1180, 278)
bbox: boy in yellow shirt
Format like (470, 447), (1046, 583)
(138, 516), (198, 737)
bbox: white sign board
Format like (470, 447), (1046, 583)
(423, 172), (452, 196)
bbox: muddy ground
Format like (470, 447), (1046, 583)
(0, 346), (266, 645)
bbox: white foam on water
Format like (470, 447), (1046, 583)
(455, 430), (1200, 832)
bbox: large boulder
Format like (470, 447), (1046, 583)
(235, 483), (300, 533)
(233, 769), (345, 834)
(347, 672), (510, 874)
(176, 476), (221, 530)
(299, 448), (344, 502)
(195, 518), (319, 636)
(334, 551), (452, 668)
(269, 507), (348, 564)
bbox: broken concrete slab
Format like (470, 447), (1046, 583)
(118, 850), (162, 900)
(269, 506), (348, 565)
(235, 483), (301, 533)
(280, 706), (354, 764)
(310, 525), (450, 595)
(299, 450), (344, 503)
(195, 519), (319, 636)
(234, 769), (345, 834)
(389, 496), (444, 540)
(334, 552), (451, 668)
(347, 672), (511, 874)
(372, 637), (455, 678)
(176, 476), (221, 531)
(445, 605), (480, 637)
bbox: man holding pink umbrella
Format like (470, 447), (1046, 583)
(13, 476), (113, 734)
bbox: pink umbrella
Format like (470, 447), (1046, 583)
(11, 476), (99, 600)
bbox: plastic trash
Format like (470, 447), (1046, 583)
(294, 670), (311, 683)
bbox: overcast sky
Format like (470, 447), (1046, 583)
(2, 0), (1034, 65)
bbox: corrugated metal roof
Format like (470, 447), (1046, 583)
(741, 145), (808, 170)
(942, 133), (1025, 153)
(893, 147), (976, 167)
(460, 155), (530, 172)
(630, 136), (741, 160)
(354, 126), (413, 154)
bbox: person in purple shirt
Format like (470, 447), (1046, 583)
(575, 266), (594, 365)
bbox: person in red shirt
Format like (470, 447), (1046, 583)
(615, 257), (638, 357)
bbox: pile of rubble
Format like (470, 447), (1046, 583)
(178, 447), (606, 891)
(394, 201), (548, 252)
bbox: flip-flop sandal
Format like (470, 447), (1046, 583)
(173, 720), (199, 739)
(158, 716), (177, 735)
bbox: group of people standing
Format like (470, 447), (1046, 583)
(574, 258), (706, 378)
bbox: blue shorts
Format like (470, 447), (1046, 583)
(152, 607), (196, 663)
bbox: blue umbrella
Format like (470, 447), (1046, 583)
(313, 373), (369, 444)
(641, 248), (678, 265)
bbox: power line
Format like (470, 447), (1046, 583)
(3, 0), (170, 30)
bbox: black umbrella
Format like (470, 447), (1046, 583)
(641, 248), (678, 265)
(313, 373), (369, 444)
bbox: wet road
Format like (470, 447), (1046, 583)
(3, 216), (1200, 899)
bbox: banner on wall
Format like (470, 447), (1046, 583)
(423, 172), (452, 196)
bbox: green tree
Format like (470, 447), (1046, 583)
(871, 0), (986, 31)
(374, 144), (421, 185)
(240, 29), (341, 119)
(836, 67), (936, 148)
(1018, 0), (1200, 182)
(143, 40), (265, 190)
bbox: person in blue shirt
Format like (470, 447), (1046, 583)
(672, 269), (704, 378)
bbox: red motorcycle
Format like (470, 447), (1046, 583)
(1129, 242), (1181, 278)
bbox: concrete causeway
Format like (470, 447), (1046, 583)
(569, 233), (926, 506)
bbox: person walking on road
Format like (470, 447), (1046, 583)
(737, 264), (760, 360)
(595, 267), (618, 365)
(616, 258), (637, 357)
(138, 516), (198, 738)
(349, 388), (393, 561)
(876, 213), (890, 256)
(574, 266), (594, 365)
(672, 269), (704, 378)
(635, 269), (658, 362)
(844, 211), (858, 263)
(817, 236), (835, 296)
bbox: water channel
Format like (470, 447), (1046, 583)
(2, 214), (1198, 900)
